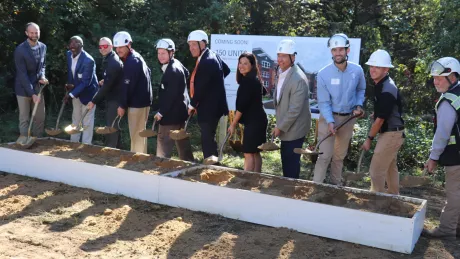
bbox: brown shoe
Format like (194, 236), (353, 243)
(422, 228), (456, 240)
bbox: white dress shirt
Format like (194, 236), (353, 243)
(276, 66), (291, 102)
(69, 52), (81, 99)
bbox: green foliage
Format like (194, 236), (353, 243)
(1, 0), (459, 177)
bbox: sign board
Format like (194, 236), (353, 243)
(210, 34), (361, 118)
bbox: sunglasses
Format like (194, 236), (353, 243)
(99, 45), (110, 49)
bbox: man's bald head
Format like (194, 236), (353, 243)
(25, 22), (40, 43)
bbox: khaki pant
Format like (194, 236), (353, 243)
(438, 165), (460, 235)
(157, 124), (194, 161)
(128, 107), (150, 153)
(17, 95), (45, 137)
(71, 98), (95, 144)
(369, 131), (404, 195)
(313, 115), (356, 184)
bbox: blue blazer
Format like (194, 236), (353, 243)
(14, 40), (47, 97)
(66, 50), (98, 105)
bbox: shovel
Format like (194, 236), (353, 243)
(203, 131), (231, 165)
(17, 84), (46, 149)
(400, 169), (432, 188)
(45, 91), (68, 136)
(258, 134), (280, 151)
(294, 114), (359, 157)
(229, 123), (244, 152)
(170, 112), (193, 140)
(343, 149), (367, 182)
(138, 118), (157, 138)
(96, 115), (122, 135)
(64, 108), (90, 135)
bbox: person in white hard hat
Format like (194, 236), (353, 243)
(113, 31), (153, 153)
(187, 29), (230, 160)
(361, 49), (405, 195)
(154, 38), (194, 161)
(272, 39), (311, 179)
(422, 57), (460, 240)
(313, 33), (366, 185)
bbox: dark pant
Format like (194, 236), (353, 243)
(157, 123), (194, 161)
(105, 100), (121, 148)
(281, 137), (305, 179)
(198, 118), (220, 158)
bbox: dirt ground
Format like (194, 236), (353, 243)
(4, 139), (193, 174)
(1, 172), (459, 259)
(180, 168), (419, 218)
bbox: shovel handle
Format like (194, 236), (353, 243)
(184, 112), (193, 130)
(27, 84), (46, 137)
(314, 114), (359, 150)
(54, 91), (68, 129)
(78, 108), (90, 128)
(111, 115), (120, 129)
(218, 132), (231, 160)
(151, 118), (156, 131)
(357, 149), (365, 176)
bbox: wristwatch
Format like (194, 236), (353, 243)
(367, 135), (374, 141)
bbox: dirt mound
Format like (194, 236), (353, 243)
(179, 168), (421, 218)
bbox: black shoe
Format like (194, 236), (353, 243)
(422, 228), (456, 240)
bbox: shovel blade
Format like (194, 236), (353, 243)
(18, 136), (37, 149)
(400, 175), (432, 188)
(95, 126), (118, 135)
(169, 129), (190, 140)
(229, 141), (243, 152)
(293, 148), (322, 155)
(139, 130), (157, 138)
(45, 128), (62, 136)
(203, 155), (219, 165)
(258, 142), (280, 151)
(343, 172), (366, 182)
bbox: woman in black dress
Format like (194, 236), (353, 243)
(228, 52), (268, 172)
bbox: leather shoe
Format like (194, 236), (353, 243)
(422, 228), (456, 240)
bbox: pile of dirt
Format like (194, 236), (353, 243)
(3, 139), (193, 175)
(178, 168), (421, 218)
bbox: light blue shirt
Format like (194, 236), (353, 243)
(317, 61), (366, 124)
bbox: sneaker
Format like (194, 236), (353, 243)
(422, 228), (456, 240)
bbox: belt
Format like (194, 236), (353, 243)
(381, 126), (405, 133)
(332, 112), (351, 116)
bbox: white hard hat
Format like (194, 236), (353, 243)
(365, 49), (394, 68)
(277, 39), (296, 55)
(113, 31), (132, 47)
(187, 30), (208, 43)
(156, 38), (175, 51)
(430, 57), (460, 76)
(327, 33), (350, 49)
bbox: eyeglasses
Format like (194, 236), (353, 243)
(429, 61), (451, 76)
(99, 45), (110, 49)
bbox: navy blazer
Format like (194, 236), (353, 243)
(66, 50), (98, 105)
(191, 48), (230, 123)
(158, 58), (189, 125)
(91, 51), (123, 104)
(14, 40), (47, 97)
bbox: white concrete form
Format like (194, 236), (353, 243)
(0, 140), (426, 254)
